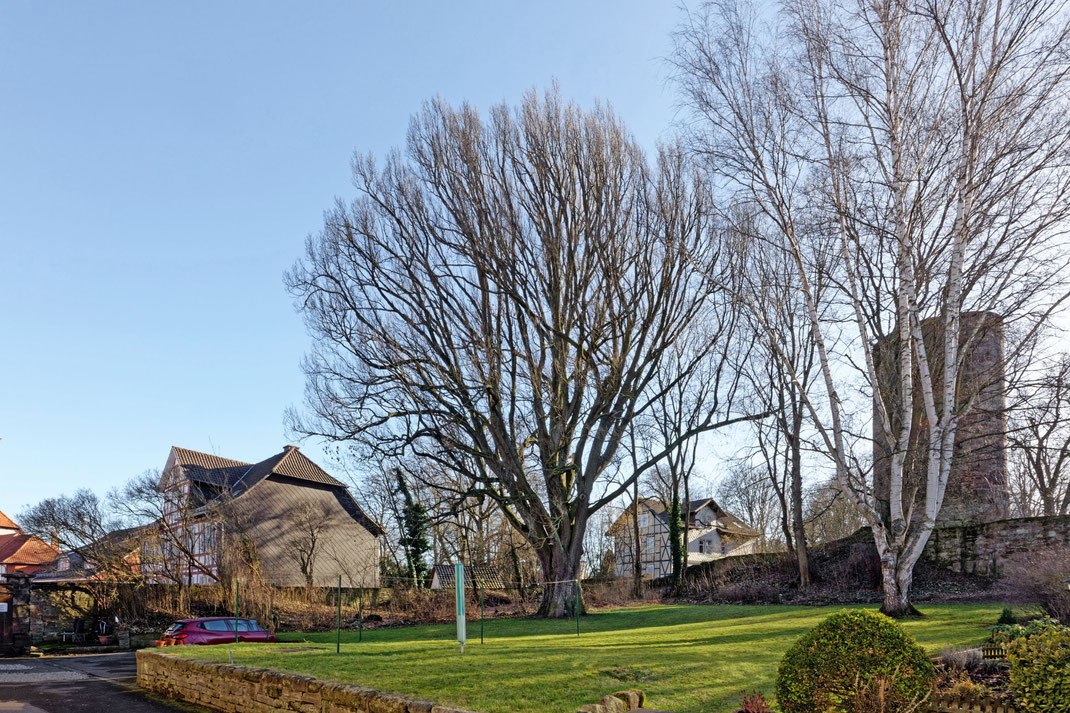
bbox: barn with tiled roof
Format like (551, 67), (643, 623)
(155, 445), (383, 588)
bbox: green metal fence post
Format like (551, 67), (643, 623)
(235, 579), (240, 644)
(358, 587), (363, 642)
(575, 580), (580, 636)
(480, 585), (484, 645)
(337, 574), (342, 654)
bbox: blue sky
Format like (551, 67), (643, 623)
(0, 1), (683, 516)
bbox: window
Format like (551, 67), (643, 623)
(203, 620), (230, 632)
(57, 556), (69, 572)
(646, 538), (655, 553)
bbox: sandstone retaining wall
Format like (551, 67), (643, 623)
(136, 649), (648, 713)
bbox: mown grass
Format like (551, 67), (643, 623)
(168, 603), (1004, 713)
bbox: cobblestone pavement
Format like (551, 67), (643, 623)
(0, 652), (208, 713)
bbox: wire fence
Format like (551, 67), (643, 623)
(293, 575), (594, 649)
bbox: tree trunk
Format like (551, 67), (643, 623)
(669, 486), (683, 592)
(877, 552), (921, 618)
(788, 408), (811, 587)
(536, 543), (584, 618)
(682, 476), (691, 575)
(631, 479), (643, 599)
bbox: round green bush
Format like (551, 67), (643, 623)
(775, 609), (934, 713)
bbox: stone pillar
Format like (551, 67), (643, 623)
(0, 572), (33, 655)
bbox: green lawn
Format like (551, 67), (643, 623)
(168, 603), (1005, 713)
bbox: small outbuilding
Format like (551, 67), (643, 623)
(429, 564), (507, 591)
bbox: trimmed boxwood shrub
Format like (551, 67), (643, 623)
(1006, 624), (1070, 713)
(776, 609), (934, 713)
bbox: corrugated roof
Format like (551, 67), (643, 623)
(0, 510), (20, 531)
(227, 476), (382, 587)
(432, 564), (507, 590)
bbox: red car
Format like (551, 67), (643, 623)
(161, 617), (277, 645)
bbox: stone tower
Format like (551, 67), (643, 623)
(873, 311), (1009, 527)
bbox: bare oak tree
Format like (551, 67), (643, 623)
(287, 88), (752, 616)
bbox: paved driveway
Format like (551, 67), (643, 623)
(0, 652), (208, 713)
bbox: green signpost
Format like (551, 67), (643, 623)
(235, 579), (240, 644)
(575, 580), (580, 636)
(455, 562), (466, 654)
(336, 574), (342, 654)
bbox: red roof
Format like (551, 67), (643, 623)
(0, 510), (20, 531)
(0, 533), (58, 568)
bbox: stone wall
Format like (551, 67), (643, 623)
(137, 649), (650, 713)
(923, 515), (1070, 576)
(26, 584), (90, 642)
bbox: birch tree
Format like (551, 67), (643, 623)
(674, 0), (1070, 614)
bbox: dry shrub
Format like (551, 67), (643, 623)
(935, 667), (994, 700)
(583, 580), (635, 608)
(1002, 547), (1070, 624)
(384, 587), (456, 623)
(850, 673), (929, 713)
(938, 647), (983, 671)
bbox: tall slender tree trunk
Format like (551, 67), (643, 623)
(669, 484), (683, 592)
(682, 477), (691, 577)
(788, 405), (810, 587)
(631, 479), (643, 599)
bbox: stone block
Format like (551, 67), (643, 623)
(368, 693), (411, 713)
(405, 699), (435, 713)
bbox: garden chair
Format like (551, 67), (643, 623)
(58, 619), (86, 643)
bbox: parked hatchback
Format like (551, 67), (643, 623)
(161, 617), (276, 645)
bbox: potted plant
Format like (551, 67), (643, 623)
(95, 616), (110, 645)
